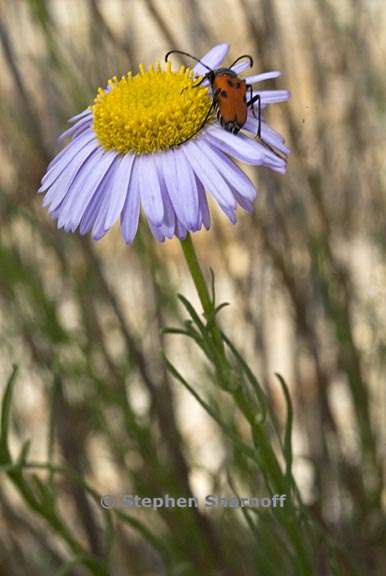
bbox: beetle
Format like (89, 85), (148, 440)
(165, 49), (262, 141)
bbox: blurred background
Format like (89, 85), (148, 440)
(0, 0), (385, 575)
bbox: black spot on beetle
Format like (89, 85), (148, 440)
(220, 90), (228, 98)
(236, 81), (241, 88)
(226, 79), (234, 87)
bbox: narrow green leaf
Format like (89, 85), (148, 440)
(275, 373), (293, 484)
(209, 267), (216, 307)
(15, 439), (31, 469)
(0, 365), (18, 464)
(53, 555), (91, 576)
(163, 354), (257, 462)
(177, 294), (207, 335)
(222, 333), (267, 419)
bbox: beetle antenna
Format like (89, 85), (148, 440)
(165, 50), (213, 72)
(229, 54), (253, 69)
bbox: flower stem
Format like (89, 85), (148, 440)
(180, 233), (225, 355)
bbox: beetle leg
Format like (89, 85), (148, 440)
(246, 87), (287, 160)
(176, 93), (218, 146)
(180, 73), (210, 95)
(247, 85), (261, 138)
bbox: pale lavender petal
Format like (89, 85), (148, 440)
(230, 58), (253, 74)
(148, 220), (166, 242)
(92, 210), (110, 240)
(244, 71), (281, 84)
(197, 141), (256, 202)
(43, 140), (99, 211)
(50, 203), (63, 221)
(151, 153), (176, 238)
(68, 109), (91, 124)
(79, 164), (117, 235)
(261, 121), (284, 143)
(243, 117), (290, 155)
(222, 206), (237, 224)
(206, 126), (287, 173)
(57, 147), (108, 230)
(183, 140), (236, 211)
(262, 154), (287, 174)
(45, 129), (96, 173)
(196, 177), (211, 230)
(175, 219), (188, 240)
(175, 150), (201, 231)
(252, 90), (290, 104)
(39, 130), (97, 191)
(232, 187), (255, 212)
(243, 115), (259, 135)
(58, 115), (92, 142)
(67, 151), (118, 232)
(90, 154), (134, 239)
(138, 155), (164, 226)
(205, 126), (266, 165)
(158, 186), (176, 238)
(104, 154), (135, 229)
(260, 122), (290, 155)
(161, 149), (200, 231)
(193, 43), (229, 76)
(120, 158), (141, 244)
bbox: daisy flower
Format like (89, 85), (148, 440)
(38, 43), (290, 243)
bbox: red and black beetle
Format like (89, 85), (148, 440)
(165, 49), (262, 140)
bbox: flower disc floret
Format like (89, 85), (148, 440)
(92, 62), (212, 154)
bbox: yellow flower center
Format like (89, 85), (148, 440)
(92, 62), (212, 154)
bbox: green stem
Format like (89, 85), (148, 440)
(180, 233), (225, 354)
